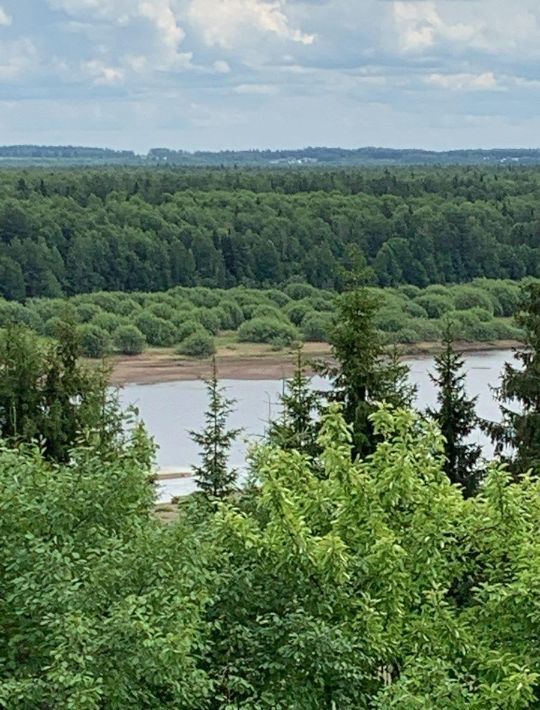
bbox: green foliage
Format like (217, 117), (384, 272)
(485, 283), (540, 475)
(113, 324), (146, 355)
(238, 317), (300, 346)
(414, 294), (453, 319)
(135, 311), (178, 347)
(322, 287), (414, 458)
(191, 358), (240, 498)
(301, 312), (333, 342)
(77, 324), (111, 359)
(177, 331), (215, 359)
(428, 324), (482, 496)
(0, 442), (211, 708)
(0, 324), (136, 463)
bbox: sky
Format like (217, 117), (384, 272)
(0, 0), (539, 152)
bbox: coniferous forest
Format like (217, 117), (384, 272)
(0, 165), (540, 708)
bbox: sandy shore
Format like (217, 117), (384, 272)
(109, 340), (520, 386)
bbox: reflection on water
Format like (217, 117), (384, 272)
(119, 350), (514, 501)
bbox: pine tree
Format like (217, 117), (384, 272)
(485, 283), (540, 476)
(267, 349), (321, 459)
(428, 324), (482, 497)
(321, 286), (414, 459)
(191, 358), (241, 499)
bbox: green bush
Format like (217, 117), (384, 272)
(413, 318), (442, 341)
(301, 313), (333, 342)
(238, 318), (299, 346)
(91, 312), (126, 334)
(186, 287), (222, 309)
(469, 307), (493, 323)
(264, 289), (291, 308)
(176, 319), (203, 342)
(403, 302), (428, 319)
(284, 300), (312, 327)
(451, 286), (494, 314)
(251, 305), (288, 323)
(146, 302), (174, 320)
(392, 327), (419, 344)
(75, 303), (103, 323)
(77, 324), (111, 358)
(176, 331), (215, 358)
(414, 294), (453, 319)
(44, 316), (68, 338)
(135, 312), (178, 347)
(0, 302), (42, 332)
(218, 300), (244, 329)
(194, 308), (221, 335)
(284, 282), (317, 300)
(113, 325), (146, 355)
(375, 308), (406, 333)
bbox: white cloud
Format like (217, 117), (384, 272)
(188, 0), (315, 48)
(426, 72), (498, 91)
(234, 82), (278, 94)
(0, 5), (12, 26)
(213, 60), (231, 74)
(393, 1), (479, 52)
(83, 59), (125, 85)
(0, 39), (37, 80)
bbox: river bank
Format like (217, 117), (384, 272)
(110, 339), (520, 386)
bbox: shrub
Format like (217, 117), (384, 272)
(284, 300), (312, 327)
(194, 308), (221, 335)
(85, 292), (122, 312)
(186, 287), (222, 309)
(403, 302), (428, 319)
(113, 325), (146, 355)
(393, 327), (420, 344)
(176, 319), (203, 342)
(251, 305), (288, 323)
(397, 284), (422, 299)
(375, 308), (406, 333)
(75, 303), (103, 323)
(301, 312), (333, 342)
(218, 300), (244, 329)
(284, 282), (317, 300)
(147, 302), (175, 320)
(469, 307), (493, 323)
(0, 302), (42, 332)
(135, 312), (177, 347)
(479, 280), (521, 316)
(238, 318), (299, 346)
(413, 318), (442, 341)
(91, 312), (126, 334)
(264, 289), (291, 308)
(44, 316), (68, 338)
(77, 324), (111, 359)
(176, 331), (215, 358)
(451, 286), (494, 314)
(414, 294), (453, 319)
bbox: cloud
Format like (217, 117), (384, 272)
(234, 82), (278, 94)
(393, 1), (479, 52)
(0, 5), (12, 26)
(82, 59), (125, 85)
(188, 0), (315, 48)
(213, 60), (231, 74)
(0, 39), (37, 80)
(426, 72), (498, 91)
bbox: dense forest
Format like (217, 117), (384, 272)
(0, 167), (538, 300)
(4, 145), (540, 167)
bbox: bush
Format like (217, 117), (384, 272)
(77, 324), (111, 358)
(375, 308), (406, 333)
(413, 318), (442, 341)
(301, 313), (333, 342)
(397, 284), (422, 299)
(284, 300), (312, 327)
(186, 287), (222, 309)
(264, 289), (291, 308)
(218, 300), (244, 329)
(251, 305), (288, 323)
(135, 312), (178, 347)
(238, 318), (299, 346)
(478, 280), (521, 316)
(114, 325), (146, 355)
(393, 327), (420, 344)
(44, 316), (68, 338)
(176, 331), (215, 358)
(176, 319), (203, 342)
(451, 286), (494, 314)
(469, 307), (493, 323)
(284, 282), (317, 300)
(194, 308), (221, 335)
(414, 294), (453, 319)
(146, 302), (174, 320)
(403, 301), (428, 319)
(91, 312), (126, 334)
(75, 303), (103, 323)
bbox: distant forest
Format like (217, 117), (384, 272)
(0, 166), (538, 300)
(3, 145), (540, 167)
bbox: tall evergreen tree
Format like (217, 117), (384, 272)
(321, 286), (414, 459)
(191, 358), (241, 499)
(267, 349), (321, 460)
(485, 283), (540, 476)
(428, 324), (482, 497)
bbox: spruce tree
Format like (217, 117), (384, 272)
(485, 283), (540, 476)
(191, 358), (241, 499)
(428, 324), (482, 497)
(267, 349), (321, 459)
(321, 286), (414, 459)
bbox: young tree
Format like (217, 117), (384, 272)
(191, 358), (241, 499)
(0, 323), (144, 464)
(321, 286), (414, 459)
(267, 349), (321, 460)
(428, 323), (482, 497)
(485, 282), (540, 476)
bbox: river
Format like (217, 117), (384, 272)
(119, 349), (513, 501)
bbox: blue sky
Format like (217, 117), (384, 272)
(0, 0), (538, 151)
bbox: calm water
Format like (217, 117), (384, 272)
(119, 350), (514, 501)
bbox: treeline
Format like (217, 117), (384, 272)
(0, 282), (539, 706)
(0, 279), (530, 359)
(0, 167), (538, 299)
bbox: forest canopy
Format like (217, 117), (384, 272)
(0, 166), (538, 300)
